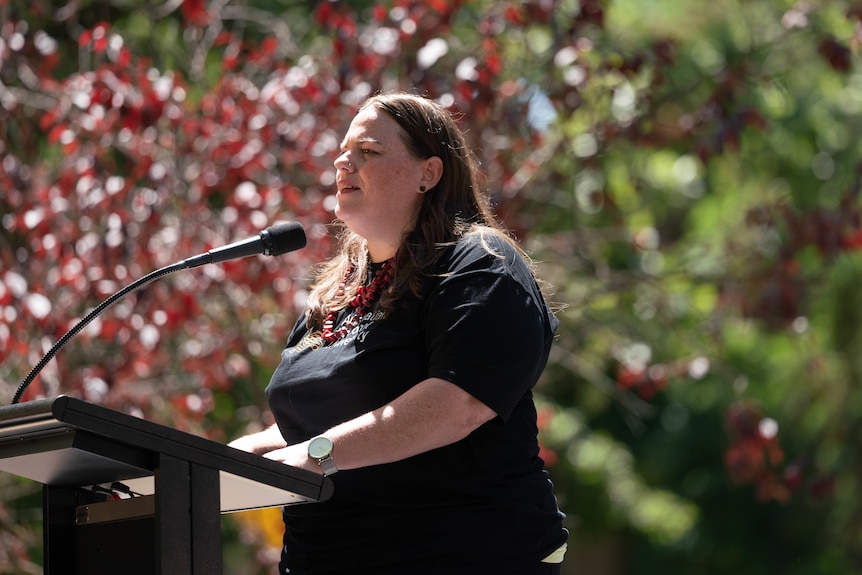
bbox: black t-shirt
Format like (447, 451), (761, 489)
(266, 231), (567, 574)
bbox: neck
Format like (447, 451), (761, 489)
(366, 240), (399, 263)
(363, 217), (418, 263)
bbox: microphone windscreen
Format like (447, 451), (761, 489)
(266, 222), (307, 256)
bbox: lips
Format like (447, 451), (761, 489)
(337, 180), (361, 193)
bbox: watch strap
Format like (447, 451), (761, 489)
(317, 455), (338, 475)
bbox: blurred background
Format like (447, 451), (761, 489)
(2, 0), (862, 573)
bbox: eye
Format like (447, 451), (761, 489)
(361, 148), (376, 155)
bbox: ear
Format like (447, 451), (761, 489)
(419, 156), (443, 191)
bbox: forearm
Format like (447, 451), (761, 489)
(331, 377), (496, 468)
(263, 377), (497, 474)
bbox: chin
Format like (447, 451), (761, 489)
(333, 211), (364, 236)
(333, 205), (354, 226)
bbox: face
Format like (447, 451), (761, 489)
(334, 105), (437, 261)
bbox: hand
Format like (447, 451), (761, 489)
(227, 424), (288, 455)
(263, 442), (323, 475)
(227, 435), (262, 453)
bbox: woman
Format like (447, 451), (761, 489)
(230, 92), (568, 574)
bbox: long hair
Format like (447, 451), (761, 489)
(304, 92), (533, 331)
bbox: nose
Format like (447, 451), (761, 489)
(334, 151), (353, 172)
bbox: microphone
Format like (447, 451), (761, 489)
(181, 222), (307, 269)
(11, 222), (307, 404)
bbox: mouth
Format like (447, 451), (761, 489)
(337, 183), (361, 194)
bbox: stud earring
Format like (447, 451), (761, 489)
(419, 185), (427, 193)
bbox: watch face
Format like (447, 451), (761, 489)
(308, 436), (333, 459)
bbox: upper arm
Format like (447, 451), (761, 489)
(423, 238), (555, 421)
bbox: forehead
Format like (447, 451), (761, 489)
(341, 106), (405, 146)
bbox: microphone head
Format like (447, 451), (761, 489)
(264, 222), (307, 256)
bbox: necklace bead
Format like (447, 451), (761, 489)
(321, 259), (394, 344)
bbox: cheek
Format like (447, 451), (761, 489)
(363, 157), (424, 205)
(391, 162), (424, 191)
(389, 173), (422, 204)
(371, 167), (410, 196)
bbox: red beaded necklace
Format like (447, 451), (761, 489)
(321, 258), (394, 344)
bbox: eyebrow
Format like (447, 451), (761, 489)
(340, 135), (382, 149)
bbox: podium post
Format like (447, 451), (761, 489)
(0, 396), (332, 575)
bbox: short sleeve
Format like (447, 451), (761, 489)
(423, 234), (556, 421)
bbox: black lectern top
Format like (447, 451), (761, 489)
(0, 395), (332, 512)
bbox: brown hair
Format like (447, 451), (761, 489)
(304, 92), (532, 330)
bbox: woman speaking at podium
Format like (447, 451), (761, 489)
(230, 92), (568, 574)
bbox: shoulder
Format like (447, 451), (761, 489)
(436, 228), (534, 279)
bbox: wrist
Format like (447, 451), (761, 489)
(307, 436), (338, 475)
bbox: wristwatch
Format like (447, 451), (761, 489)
(307, 436), (338, 475)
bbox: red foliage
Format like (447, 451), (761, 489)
(724, 402), (790, 502)
(536, 406), (559, 467)
(721, 401), (835, 504)
(180, 0), (211, 27)
(79, 23), (110, 52)
(720, 192), (862, 327)
(615, 362), (673, 401)
(818, 37), (852, 73)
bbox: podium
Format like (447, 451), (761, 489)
(0, 395), (333, 574)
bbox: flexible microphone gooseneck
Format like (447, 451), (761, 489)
(11, 222), (306, 404)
